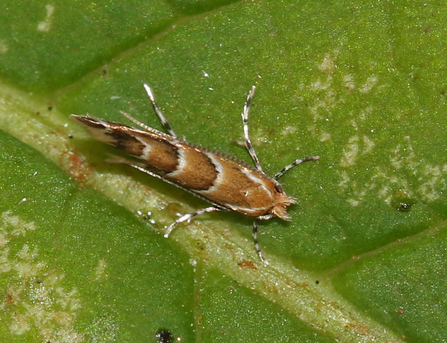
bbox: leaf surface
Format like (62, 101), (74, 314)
(0, 0), (446, 342)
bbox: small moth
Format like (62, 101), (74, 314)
(72, 84), (319, 265)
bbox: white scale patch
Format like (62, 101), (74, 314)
(0, 210), (96, 341)
(196, 151), (225, 194)
(167, 146), (187, 177)
(0, 39), (8, 55)
(339, 136), (447, 206)
(240, 167), (272, 199)
(136, 136), (152, 160)
(37, 4), (55, 32)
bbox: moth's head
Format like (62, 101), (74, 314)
(270, 185), (296, 220)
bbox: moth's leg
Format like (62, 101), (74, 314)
(119, 110), (155, 132)
(241, 86), (264, 172)
(274, 156), (320, 180)
(164, 206), (223, 238)
(108, 158), (170, 183)
(115, 163), (226, 235)
(143, 84), (177, 137)
(252, 220), (268, 266)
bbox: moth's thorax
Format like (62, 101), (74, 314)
(191, 155), (294, 218)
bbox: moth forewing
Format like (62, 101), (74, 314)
(72, 84), (319, 265)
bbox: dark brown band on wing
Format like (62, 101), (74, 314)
(165, 145), (218, 191)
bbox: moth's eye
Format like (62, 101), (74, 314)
(274, 183), (284, 193)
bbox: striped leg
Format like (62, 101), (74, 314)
(143, 84), (178, 137)
(252, 220), (268, 266)
(120, 160), (225, 240)
(274, 156), (320, 180)
(120, 110), (156, 132)
(164, 206), (223, 238)
(241, 86), (264, 172)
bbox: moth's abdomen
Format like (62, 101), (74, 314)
(72, 115), (177, 173)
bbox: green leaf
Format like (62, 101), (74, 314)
(1, 0), (446, 342)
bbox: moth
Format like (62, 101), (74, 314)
(72, 84), (319, 265)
